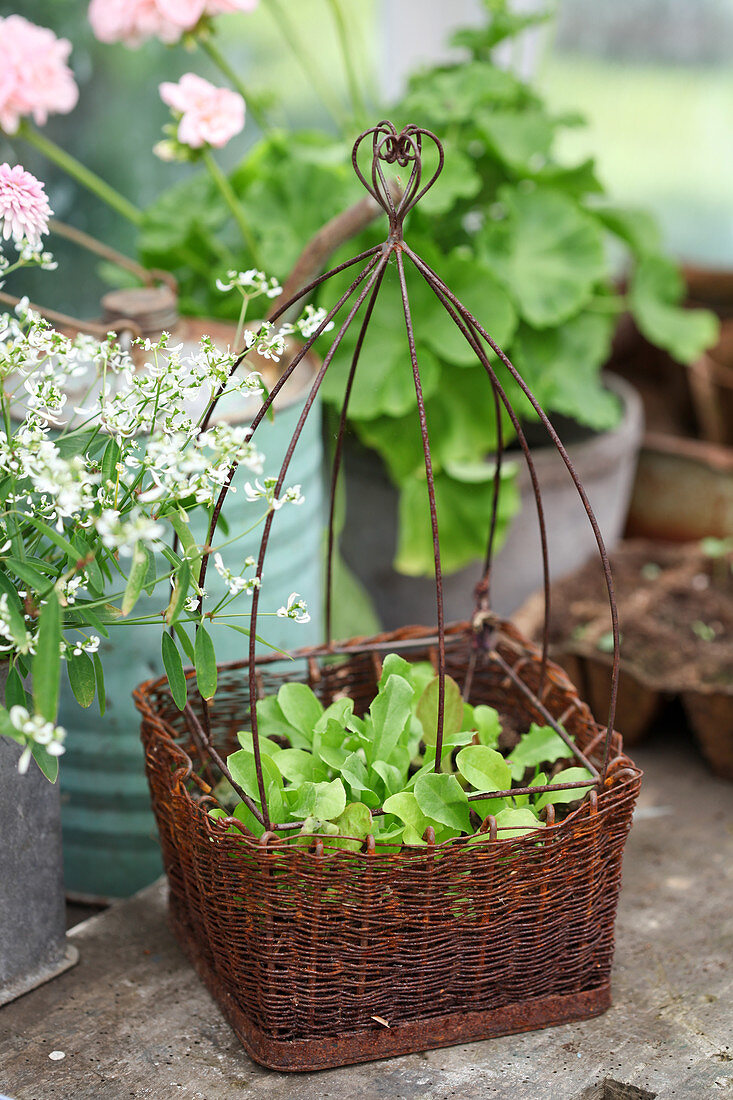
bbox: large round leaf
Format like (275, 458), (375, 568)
(479, 187), (606, 327)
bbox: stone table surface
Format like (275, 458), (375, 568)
(1, 729), (731, 1100)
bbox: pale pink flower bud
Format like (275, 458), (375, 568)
(0, 16), (78, 135)
(159, 73), (245, 149)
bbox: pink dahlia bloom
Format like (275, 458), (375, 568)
(159, 73), (245, 149)
(89, 0), (258, 47)
(0, 164), (53, 249)
(0, 16), (79, 135)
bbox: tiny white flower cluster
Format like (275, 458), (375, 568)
(9, 706), (66, 775)
(277, 592), (310, 625)
(216, 269), (282, 299)
(213, 552), (260, 597)
(243, 476), (304, 511)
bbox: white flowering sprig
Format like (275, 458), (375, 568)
(1, 246), (318, 780)
(276, 592), (310, 625)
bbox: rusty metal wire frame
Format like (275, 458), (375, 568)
(182, 121), (622, 832)
(135, 620), (641, 1071)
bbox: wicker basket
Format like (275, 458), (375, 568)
(135, 618), (641, 1072)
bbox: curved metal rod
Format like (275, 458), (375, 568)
(403, 245), (552, 693)
(395, 249), (447, 773)
(198, 243), (383, 439)
(325, 263), (388, 643)
(405, 244), (620, 774)
(246, 253), (391, 823)
(196, 251), (383, 608)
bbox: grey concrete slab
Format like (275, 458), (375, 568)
(0, 730), (731, 1100)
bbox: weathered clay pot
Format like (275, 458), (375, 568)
(340, 373), (643, 623)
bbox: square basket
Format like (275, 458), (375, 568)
(135, 618), (641, 1072)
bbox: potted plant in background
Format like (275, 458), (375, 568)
(0, 163), (316, 997)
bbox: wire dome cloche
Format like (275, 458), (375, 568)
(135, 122), (642, 1072)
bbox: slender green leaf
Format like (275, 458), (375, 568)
(161, 632), (187, 711)
(92, 650), (106, 716)
(165, 561), (190, 626)
(121, 542), (149, 616)
(194, 624), (217, 700)
(67, 651), (96, 709)
(34, 590), (61, 722)
(4, 665), (27, 710)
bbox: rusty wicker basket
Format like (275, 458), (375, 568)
(135, 122), (641, 1070)
(135, 619), (640, 1072)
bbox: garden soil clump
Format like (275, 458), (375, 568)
(539, 541), (733, 691)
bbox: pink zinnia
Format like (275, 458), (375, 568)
(159, 73), (245, 149)
(0, 16), (79, 135)
(0, 164), (53, 249)
(88, 0), (258, 47)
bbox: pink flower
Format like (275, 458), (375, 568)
(0, 164), (53, 249)
(159, 74), (245, 149)
(88, 0), (258, 47)
(206, 1), (259, 12)
(88, 0), (184, 47)
(0, 16), (78, 135)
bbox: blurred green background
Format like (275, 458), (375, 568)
(2, 0), (732, 311)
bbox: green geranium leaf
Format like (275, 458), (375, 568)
(630, 255), (719, 365)
(227, 748), (283, 801)
(595, 205), (663, 257)
(535, 767), (595, 811)
(416, 674), (464, 747)
(456, 744), (511, 794)
(395, 465), (519, 577)
(416, 149), (482, 216)
(494, 806), (544, 839)
(414, 771), (472, 834)
(510, 311), (621, 431)
(402, 61), (523, 125)
(476, 108), (554, 173)
(507, 723), (574, 781)
(371, 759), (404, 799)
(479, 187), (606, 327)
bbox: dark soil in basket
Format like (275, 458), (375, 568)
(544, 542), (733, 691)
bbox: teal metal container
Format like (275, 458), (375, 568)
(59, 351), (324, 899)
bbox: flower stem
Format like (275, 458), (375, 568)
(198, 36), (270, 133)
(201, 147), (262, 268)
(325, 0), (368, 125)
(19, 123), (143, 226)
(265, 0), (349, 133)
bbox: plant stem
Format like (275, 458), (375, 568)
(266, 0), (349, 133)
(198, 36), (270, 133)
(201, 148), (262, 268)
(19, 123), (143, 226)
(325, 0), (367, 124)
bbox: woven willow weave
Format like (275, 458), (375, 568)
(135, 620), (641, 1071)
